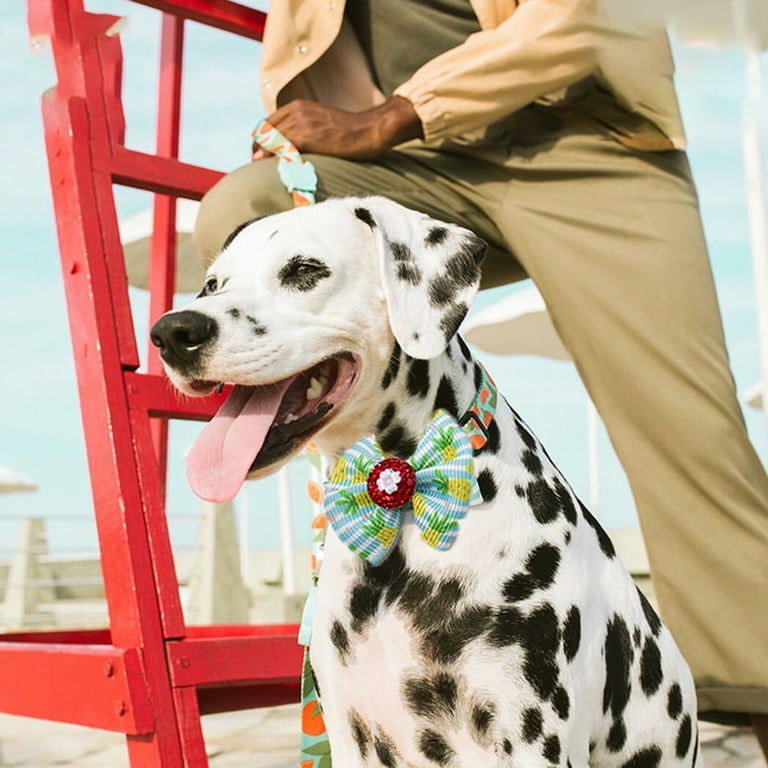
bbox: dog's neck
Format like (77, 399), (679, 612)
(370, 335), (492, 460)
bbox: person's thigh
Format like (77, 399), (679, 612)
(498, 130), (768, 714)
(193, 148), (525, 285)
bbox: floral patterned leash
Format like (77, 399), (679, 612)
(251, 119), (318, 207)
(251, 119), (328, 767)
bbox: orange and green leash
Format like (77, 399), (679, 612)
(251, 120), (329, 767)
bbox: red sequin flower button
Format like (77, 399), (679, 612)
(367, 458), (417, 509)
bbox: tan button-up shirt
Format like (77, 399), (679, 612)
(260, 0), (686, 151)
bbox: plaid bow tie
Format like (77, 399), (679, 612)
(324, 410), (482, 565)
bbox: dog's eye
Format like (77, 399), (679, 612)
(278, 255), (332, 292)
(198, 276), (218, 298)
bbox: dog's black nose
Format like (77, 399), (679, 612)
(150, 310), (218, 369)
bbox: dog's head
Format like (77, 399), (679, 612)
(151, 196), (486, 501)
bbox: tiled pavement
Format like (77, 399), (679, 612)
(0, 705), (764, 767)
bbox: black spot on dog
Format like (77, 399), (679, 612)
(456, 335), (473, 362)
(620, 745), (662, 768)
(330, 620), (350, 663)
(391, 241), (422, 285)
(374, 733), (398, 768)
(607, 718), (627, 752)
(348, 708), (370, 759)
(582, 504), (616, 558)
(553, 477), (578, 526)
(406, 356), (430, 398)
(403, 671), (458, 719)
(503, 573), (535, 602)
(676, 714), (692, 758)
(422, 604), (493, 664)
(418, 729), (455, 765)
(503, 544), (560, 602)
(552, 685), (570, 720)
(354, 206), (375, 228)
(562, 606), (581, 662)
(521, 707), (543, 742)
(640, 636), (663, 696)
(488, 606), (525, 647)
(474, 418), (500, 457)
(603, 615), (633, 722)
(397, 571), (435, 617)
(527, 479), (560, 524)
(503, 738), (513, 754)
(221, 216), (261, 251)
(633, 627), (643, 647)
(515, 419), (538, 451)
(349, 581), (382, 634)
(471, 702), (495, 739)
(447, 243), (484, 285)
(515, 484), (526, 498)
(667, 683), (683, 719)
(522, 604), (561, 701)
(440, 302), (468, 343)
(434, 375), (458, 416)
(227, 307), (240, 318)
(638, 588), (662, 637)
(477, 468), (498, 503)
(397, 262), (422, 285)
(245, 314), (267, 336)
(278, 254), (332, 292)
(381, 343), (402, 390)
(527, 544), (561, 589)
(490, 605), (562, 700)
(377, 402), (397, 433)
(425, 226), (450, 246)
(542, 734), (561, 764)
(429, 274), (458, 307)
(522, 449), (543, 476)
(380, 423), (419, 458)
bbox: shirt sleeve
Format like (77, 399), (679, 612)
(393, 0), (601, 141)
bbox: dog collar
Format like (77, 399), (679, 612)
(459, 362), (497, 451)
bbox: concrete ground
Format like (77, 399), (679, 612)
(0, 705), (764, 767)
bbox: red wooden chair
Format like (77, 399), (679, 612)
(0, 2), (302, 765)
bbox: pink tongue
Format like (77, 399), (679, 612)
(186, 378), (295, 502)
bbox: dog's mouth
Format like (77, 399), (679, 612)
(185, 353), (359, 502)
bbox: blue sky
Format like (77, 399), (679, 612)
(1, 2), (767, 554)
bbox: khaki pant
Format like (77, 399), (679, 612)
(194, 104), (768, 723)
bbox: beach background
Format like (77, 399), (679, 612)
(1, 0), (766, 558)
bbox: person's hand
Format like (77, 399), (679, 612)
(252, 96), (423, 161)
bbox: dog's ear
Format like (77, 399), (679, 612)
(352, 198), (487, 359)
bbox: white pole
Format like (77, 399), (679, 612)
(587, 397), (601, 515)
(732, 0), (768, 439)
(278, 466), (296, 595)
(238, 488), (250, 588)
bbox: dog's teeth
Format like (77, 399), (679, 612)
(283, 413), (299, 424)
(306, 376), (327, 400)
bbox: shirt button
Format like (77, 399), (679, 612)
(297, 44), (308, 54)
(263, 79), (272, 89)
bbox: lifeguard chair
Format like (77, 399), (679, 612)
(0, 1), (303, 765)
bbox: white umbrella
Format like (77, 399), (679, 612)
(602, 0), (768, 438)
(463, 286), (602, 514)
(0, 466), (37, 493)
(119, 198), (205, 294)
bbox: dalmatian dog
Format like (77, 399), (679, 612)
(150, 196), (700, 768)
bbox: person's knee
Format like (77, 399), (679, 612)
(193, 159), (293, 266)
